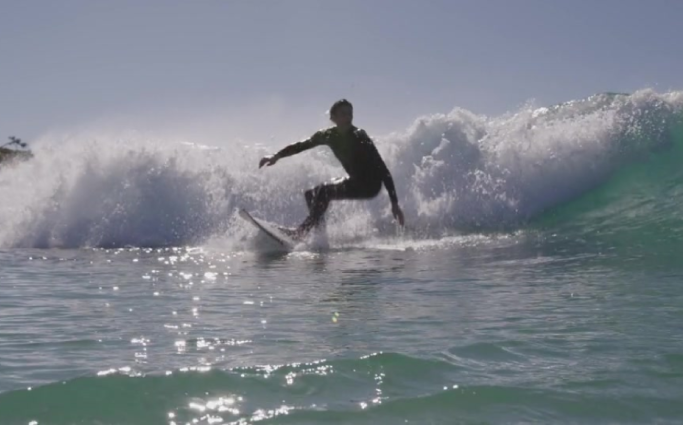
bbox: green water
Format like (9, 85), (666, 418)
(2, 90), (683, 424)
(1, 239), (682, 425)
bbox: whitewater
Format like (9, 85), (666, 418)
(1, 89), (683, 425)
(0, 89), (681, 250)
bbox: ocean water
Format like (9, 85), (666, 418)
(1, 89), (682, 424)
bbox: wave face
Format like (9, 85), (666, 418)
(1, 89), (681, 249)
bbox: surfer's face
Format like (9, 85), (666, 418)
(331, 105), (353, 127)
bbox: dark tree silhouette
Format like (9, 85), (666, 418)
(0, 136), (33, 165)
(2, 136), (28, 149)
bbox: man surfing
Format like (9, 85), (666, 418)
(259, 99), (404, 237)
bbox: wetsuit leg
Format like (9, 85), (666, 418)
(298, 177), (381, 234)
(305, 189), (315, 214)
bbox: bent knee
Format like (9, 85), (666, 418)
(306, 185), (329, 202)
(359, 180), (382, 198)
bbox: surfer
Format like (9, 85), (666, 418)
(259, 99), (404, 237)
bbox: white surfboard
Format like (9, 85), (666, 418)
(238, 208), (299, 249)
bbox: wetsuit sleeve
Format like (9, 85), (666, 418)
(381, 163), (399, 205)
(275, 131), (326, 160)
(362, 133), (399, 205)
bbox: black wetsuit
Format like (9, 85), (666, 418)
(275, 126), (399, 233)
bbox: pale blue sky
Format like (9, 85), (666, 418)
(1, 0), (682, 143)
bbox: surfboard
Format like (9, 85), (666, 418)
(238, 208), (299, 249)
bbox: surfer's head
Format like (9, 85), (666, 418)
(329, 99), (353, 127)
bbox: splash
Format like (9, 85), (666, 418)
(0, 89), (681, 249)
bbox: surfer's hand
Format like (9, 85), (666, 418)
(259, 155), (278, 168)
(392, 202), (405, 226)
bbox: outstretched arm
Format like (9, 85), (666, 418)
(259, 132), (325, 168)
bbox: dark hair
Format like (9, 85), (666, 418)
(330, 99), (353, 116)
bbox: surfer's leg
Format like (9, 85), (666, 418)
(299, 183), (336, 234)
(298, 178), (380, 235)
(304, 176), (348, 213)
(305, 189), (315, 214)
